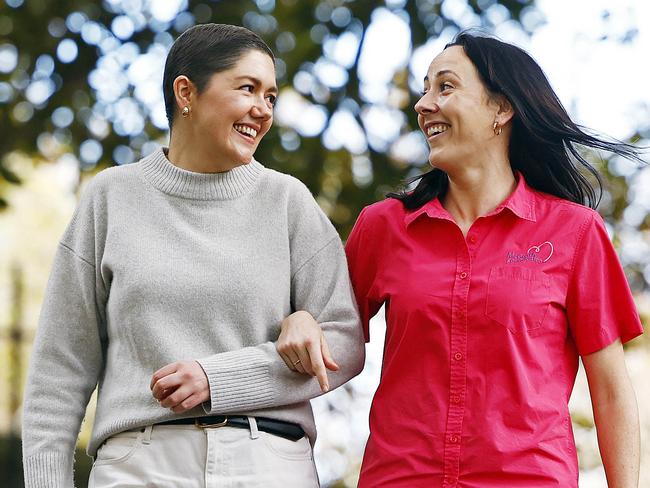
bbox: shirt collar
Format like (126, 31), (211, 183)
(404, 172), (537, 227)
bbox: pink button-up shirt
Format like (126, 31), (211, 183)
(345, 176), (642, 487)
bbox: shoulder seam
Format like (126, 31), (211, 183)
(568, 212), (595, 278)
(59, 242), (96, 269)
(291, 235), (339, 279)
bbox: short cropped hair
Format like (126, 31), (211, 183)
(162, 23), (275, 128)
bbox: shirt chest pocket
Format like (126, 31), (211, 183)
(485, 266), (551, 334)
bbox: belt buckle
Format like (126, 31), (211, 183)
(195, 416), (228, 429)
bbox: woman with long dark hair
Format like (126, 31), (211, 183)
(279, 32), (643, 487)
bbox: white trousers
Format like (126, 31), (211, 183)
(88, 418), (320, 488)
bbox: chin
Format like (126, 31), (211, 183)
(240, 153), (255, 164)
(238, 146), (257, 161)
(427, 156), (452, 173)
(228, 149), (253, 165)
(427, 154), (443, 168)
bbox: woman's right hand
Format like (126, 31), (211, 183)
(276, 311), (339, 392)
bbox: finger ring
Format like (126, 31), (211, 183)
(293, 359), (301, 366)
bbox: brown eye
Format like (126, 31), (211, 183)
(440, 82), (454, 92)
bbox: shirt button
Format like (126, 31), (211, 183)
(459, 272), (468, 279)
(451, 394), (461, 403)
(469, 236), (477, 244)
(449, 434), (459, 443)
(453, 352), (463, 361)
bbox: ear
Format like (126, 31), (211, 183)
(173, 75), (195, 114)
(494, 94), (514, 126)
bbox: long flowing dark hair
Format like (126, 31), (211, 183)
(389, 31), (644, 210)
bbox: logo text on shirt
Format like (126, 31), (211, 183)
(506, 241), (554, 264)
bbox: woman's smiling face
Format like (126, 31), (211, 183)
(189, 49), (277, 165)
(414, 45), (501, 172)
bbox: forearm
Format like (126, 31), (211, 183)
(199, 238), (365, 414)
(197, 317), (364, 414)
(592, 377), (640, 487)
(22, 245), (104, 488)
(23, 354), (96, 488)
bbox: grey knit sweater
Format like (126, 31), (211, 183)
(22, 148), (365, 488)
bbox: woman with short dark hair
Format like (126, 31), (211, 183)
(22, 23), (364, 487)
(279, 32), (643, 487)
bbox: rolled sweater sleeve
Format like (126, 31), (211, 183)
(197, 182), (365, 413)
(22, 184), (107, 488)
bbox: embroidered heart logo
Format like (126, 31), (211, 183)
(527, 241), (554, 263)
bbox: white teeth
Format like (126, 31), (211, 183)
(427, 124), (449, 136)
(234, 124), (258, 138)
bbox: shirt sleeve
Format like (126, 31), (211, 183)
(345, 207), (384, 342)
(22, 187), (107, 488)
(197, 185), (365, 414)
(566, 211), (643, 356)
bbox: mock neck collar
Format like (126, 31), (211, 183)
(140, 147), (264, 200)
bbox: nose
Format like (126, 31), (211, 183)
(414, 92), (439, 116)
(251, 95), (273, 121)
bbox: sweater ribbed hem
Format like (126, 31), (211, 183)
(23, 451), (72, 488)
(140, 147), (264, 200)
(197, 347), (275, 413)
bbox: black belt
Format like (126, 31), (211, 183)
(155, 415), (305, 442)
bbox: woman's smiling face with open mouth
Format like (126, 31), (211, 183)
(191, 49), (277, 165)
(414, 45), (501, 171)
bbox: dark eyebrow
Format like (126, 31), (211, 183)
(424, 69), (460, 84)
(435, 69), (459, 79)
(234, 75), (278, 94)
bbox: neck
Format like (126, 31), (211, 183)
(167, 127), (246, 174)
(442, 163), (516, 233)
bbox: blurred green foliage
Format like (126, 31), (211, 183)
(0, 0), (537, 237)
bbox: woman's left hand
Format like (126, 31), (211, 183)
(277, 311), (339, 393)
(150, 360), (210, 413)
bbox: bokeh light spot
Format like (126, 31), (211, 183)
(79, 139), (103, 165)
(0, 82), (14, 103)
(48, 17), (67, 37)
(113, 145), (135, 165)
(13, 101), (34, 123)
(0, 44), (18, 73)
(331, 7), (352, 28)
(256, 0), (275, 14)
(81, 22), (104, 45)
(57, 39), (78, 64)
(52, 107), (75, 128)
(35, 55), (55, 77)
(276, 31), (296, 53)
(150, 0), (186, 23)
(65, 12), (87, 33)
(26, 79), (56, 105)
(112, 15), (135, 40)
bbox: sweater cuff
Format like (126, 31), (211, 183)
(197, 347), (275, 414)
(23, 452), (72, 488)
